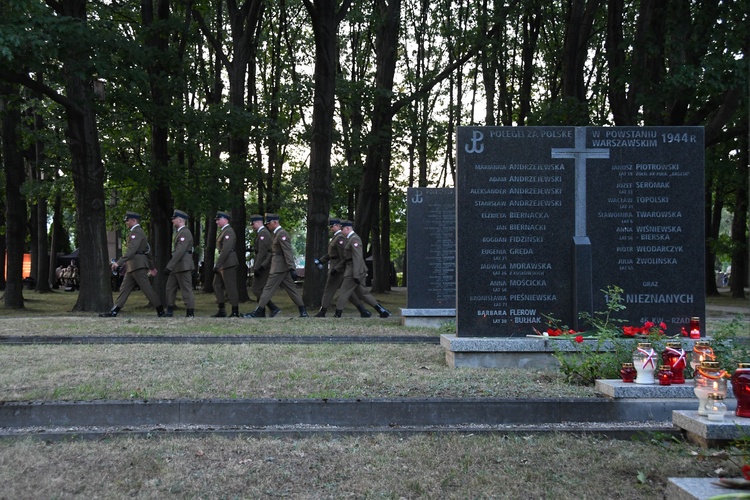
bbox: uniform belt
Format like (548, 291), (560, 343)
(345, 258), (353, 263)
(136, 251), (148, 255)
(330, 256), (339, 260)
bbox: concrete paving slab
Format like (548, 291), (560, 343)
(596, 379), (736, 400)
(673, 410), (750, 448)
(667, 477), (749, 500)
(0, 398), (698, 430)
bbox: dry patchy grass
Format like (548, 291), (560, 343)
(0, 343), (595, 401)
(0, 433), (738, 499)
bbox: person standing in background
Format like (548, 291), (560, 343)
(100, 211), (166, 318)
(250, 214), (281, 316)
(212, 211), (240, 317)
(333, 220), (391, 318)
(164, 209), (196, 317)
(245, 213), (308, 318)
(313, 218), (370, 318)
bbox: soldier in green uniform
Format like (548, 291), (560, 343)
(333, 220), (391, 318)
(212, 211), (240, 317)
(250, 214), (281, 316)
(164, 209), (196, 317)
(245, 213), (308, 318)
(100, 211), (166, 317)
(313, 218), (370, 318)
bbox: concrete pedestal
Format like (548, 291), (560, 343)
(400, 308), (455, 328)
(673, 410), (750, 448)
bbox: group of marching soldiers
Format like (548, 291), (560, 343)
(100, 210), (391, 319)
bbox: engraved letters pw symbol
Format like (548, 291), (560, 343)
(465, 130), (484, 154)
(411, 190), (424, 203)
(551, 127), (609, 237)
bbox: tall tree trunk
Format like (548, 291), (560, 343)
(0, 198), (6, 290)
(1, 83), (27, 308)
(605, 0), (632, 124)
(704, 172), (721, 296)
(61, 0), (114, 313)
(33, 111), (51, 292)
(730, 137), (749, 299)
(355, 0), (400, 273)
(48, 193), (62, 288)
(142, 0), (175, 306)
(302, 0), (352, 306)
(561, 0), (601, 102)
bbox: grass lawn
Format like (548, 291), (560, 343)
(0, 286), (747, 498)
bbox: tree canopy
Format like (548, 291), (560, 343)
(0, 0), (747, 308)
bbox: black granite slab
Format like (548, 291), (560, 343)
(456, 126), (705, 337)
(406, 188), (456, 308)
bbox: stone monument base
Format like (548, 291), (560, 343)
(666, 478), (748, 500)
(673, 410), (750, 448)
(401, 308), (455, 328)
(440, 335), (564, 369)
(441, 335), (706, 370)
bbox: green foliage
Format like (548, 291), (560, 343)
(551, 286), (669, 385)
(708, 316), (750, 374)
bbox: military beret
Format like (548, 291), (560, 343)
(124, 211), (141, 221)
(340, 219), (353, 227)
(249, 213), (264, 222)
(265, 213), (280, 222)
(215, 211), (231, 220)
(328, 218), (341, 226)
(171, 209), (189, 220)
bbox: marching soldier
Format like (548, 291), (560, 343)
(313, 218), (370, 318)
(250, 214), (281, 316)
(164, 209), (196, 317)
(333, 220), (391, 318)
(245, 213), (308, 318)
(212, 211), (240, 317)
(100, 211), (166, 317)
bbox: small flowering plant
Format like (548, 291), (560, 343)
(537, 285), (674, 384)
(621, 320), (668, 337)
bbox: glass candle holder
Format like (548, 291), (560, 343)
(705, 393), (727, 421)
(620, 363), (637, 383)
(633, 342), (656, 385)
(690, 317), (701, 339)
(732, 362), (750, 418)
(690, 341), (714, 373)
(694, 361), (727, 415)
(662, 342), (686, 384)
(658, 365), (674, 386)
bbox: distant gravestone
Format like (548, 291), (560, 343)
(456, 126), (705, 337)
(406, 187), (456, 309)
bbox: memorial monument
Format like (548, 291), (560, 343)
(455, 126), (705, 338)
(402, 187), (456, 327)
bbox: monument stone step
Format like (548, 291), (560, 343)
(596, 379), (735, 400)
(672, 410), (750, 448)
(666, 478), (749, 500)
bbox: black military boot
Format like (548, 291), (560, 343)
(230, 306), (240, 317)
(314, 307), (327, 318)
(334, 309), (343, 318)
(99, 306), (120, 318)
(212, 304), (227, 317)
(374, 304), (391, 318)
(244, 306), (265, 318)
(356, 304), (372, 318)
(298, 306), (309, 318)
(165, 306), (174, 317)
(186, 309), (194, 317)
(268, 301), (281, 317)
(156, 306), (167, 317)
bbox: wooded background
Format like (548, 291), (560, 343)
(0, 0), (747, 312)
